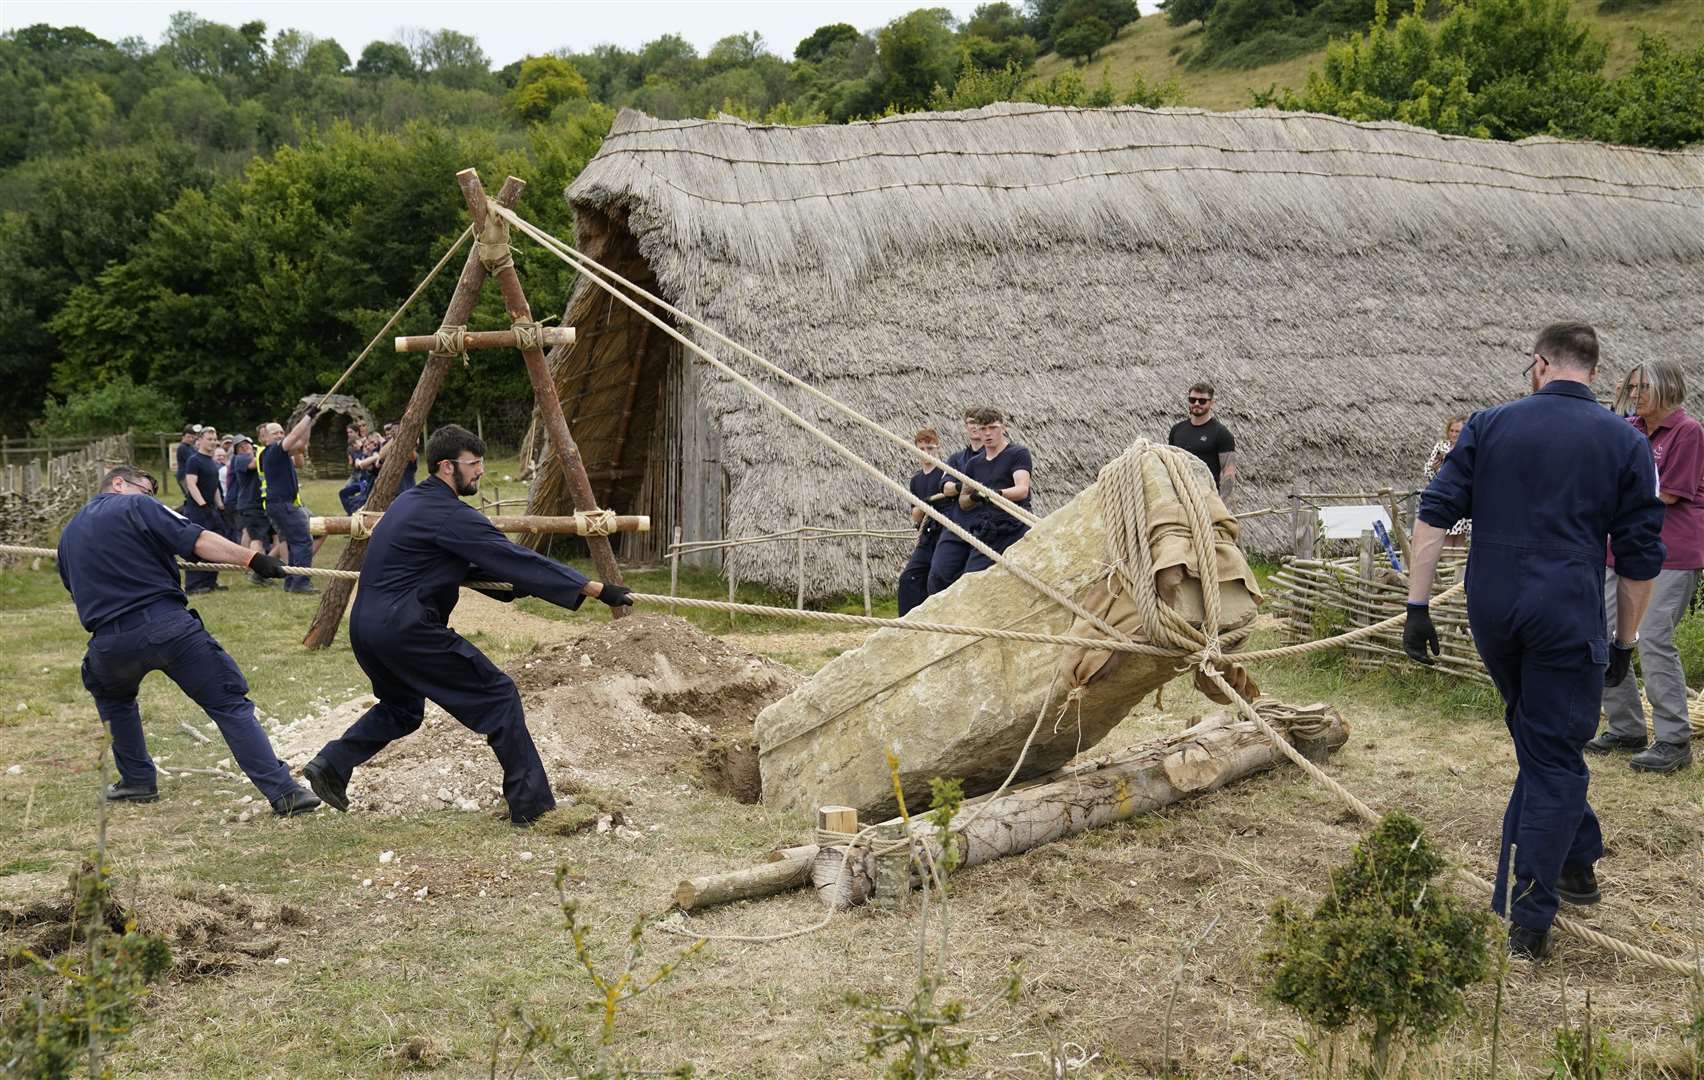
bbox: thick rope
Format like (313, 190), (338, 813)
(489, 204), (1039, 532)
(512, 320), (544, 352)
(433, 324), (468, 359)
(313, 225), (473, 413)
(474, 208), (514, 275)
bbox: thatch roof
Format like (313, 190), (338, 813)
(532, 103), (1704, 595)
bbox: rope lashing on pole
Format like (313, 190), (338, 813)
(574, 509), (618, 537)
(433, 324), (468, 361)
(474, 207), (515, 275)
(311, 225), (473, 414)
(511, 320), (545, 352)
(347, 509), (382, 542)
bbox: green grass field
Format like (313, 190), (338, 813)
(1032, 0), (1704, 111)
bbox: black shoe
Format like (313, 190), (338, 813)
(1584, 730), (1647, 755)
(104, 782), (158, 803)
(1508, 924), (1552, 962)
(287, 585), (319, 596)
(271, 786), (322, 817)
(247, 571), (276, 587)
(302, 757), (348, 812)
(1629, 741), (1693, 774)
(1557, 865), (1601, 906)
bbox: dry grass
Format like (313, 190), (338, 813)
(4, 560), (1702, 1077)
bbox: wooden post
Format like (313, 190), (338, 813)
(669, 524), (681, 615)
(303, 176), (526, 649)
(817, 806), (858, 836)
(859, 508), (872, 616)
(727, 562), (737, 631)
(457, 169), (628, 618)
(795, 518), (806, 611)
(1290, 494), (1317, 560)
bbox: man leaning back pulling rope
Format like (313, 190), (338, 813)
(1403, 321), (1664, 962)
(302, 424), (633, 826)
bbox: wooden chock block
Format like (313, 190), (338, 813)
(817, 805), (858, 836)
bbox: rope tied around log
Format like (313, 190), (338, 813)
(433, 324), (468, 361)
(575, 508), (618, 536)
(348, 509), (382, 541)
(512, 320), (544, 352)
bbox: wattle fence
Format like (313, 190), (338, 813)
(0, 435), (133, 545)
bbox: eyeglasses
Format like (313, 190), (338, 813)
(453, 457), (483, 467)
(1187, 396), (1211, 405)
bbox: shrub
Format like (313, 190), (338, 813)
(33, 377), (180, 438)
(1261, 812), (1492, 1077)
(1055, 17), (1115, 63)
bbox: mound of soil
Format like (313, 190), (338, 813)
(1, 871), (310, 979)
(272, 613), (798, 814)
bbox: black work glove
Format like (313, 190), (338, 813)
(248, 552), (287, 579)
(598, 583), (634, 608)
(1402, 603), (1439, 665)
(1604, 639), (1636, 688)
(968, 487), (991, 503)
(303, 406), (320, 421)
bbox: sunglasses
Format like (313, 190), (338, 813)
(1187, 396), (1211, 405)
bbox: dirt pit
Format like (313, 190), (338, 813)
(1, 870), (310, 979)
(271, 613), (799, 815)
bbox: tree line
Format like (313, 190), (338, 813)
(1, 0), (1698, 437)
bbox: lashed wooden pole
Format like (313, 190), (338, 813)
(302, 177), (524, 649)
(457, 169), (628, 617)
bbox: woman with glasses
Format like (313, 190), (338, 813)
(1587, 360), (1702, 774)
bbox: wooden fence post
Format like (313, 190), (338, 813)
(795, 517), (806, 611)
(669, 524), (682, 615)
(858, 508), (872, 617)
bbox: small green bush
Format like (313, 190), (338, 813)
(1261, 812), (1493, 1077)
(33, 377), (179, 439)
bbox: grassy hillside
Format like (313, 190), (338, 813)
(1032, 0), (1704, 112)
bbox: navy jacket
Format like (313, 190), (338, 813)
(1420, 379), (1664, 646)
(351, 478), (589, 630)
(59, 494), (203, 631)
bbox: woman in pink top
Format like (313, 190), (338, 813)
(1588, 360), (1702, 773)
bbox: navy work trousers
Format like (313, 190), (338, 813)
(962, 520), (1030, 575)
(1469, 557), (1608, 934)
(926, 533), (973, 596)
(180, 502), (220, 593)
(319, 612), (556, 822)
(80, 601), (296, 801)
(266, 502), (315, 592)
(897, 532), (939, 615)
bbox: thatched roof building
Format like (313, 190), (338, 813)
(529, 103), (1704, 595)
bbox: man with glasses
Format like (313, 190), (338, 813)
(1402, 322), (1665, 961)
(301, 424), (635, 826)
(57, 465), (319, 815)
(1167, 382), (1238, 503)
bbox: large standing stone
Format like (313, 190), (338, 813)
(756, 444), (1262, 818)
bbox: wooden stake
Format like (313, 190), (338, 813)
(795, 516), (806, 611)
(669, 524), (681, 614)
(303, 177), (525, 649)
(858, 507), (872, 617)
(458, 169), (628, 618)
(817, 805), (858, 836)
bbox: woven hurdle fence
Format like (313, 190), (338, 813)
(0, 434), (133, 545)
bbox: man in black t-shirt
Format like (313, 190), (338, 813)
(959, 407), (1033, 576)
(897, 427), (952, 615)
(180, 427), (226, 595)
(1167, 380), (1238, 502)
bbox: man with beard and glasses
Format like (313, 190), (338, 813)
(301, 424), (634, 826)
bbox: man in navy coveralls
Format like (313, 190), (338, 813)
(58, 465), (320, 816)
(1404, 322), (1664, 960)
(303, 425), (634, 825)
(897, 427), (950, 615)
(258, 410), (318, 594)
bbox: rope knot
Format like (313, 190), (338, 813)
(575, 509), (618, 536)
(349, 509), (382, 541)
(511, 320), (544, 352)
(433, 324), (467, 359)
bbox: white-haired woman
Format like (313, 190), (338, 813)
(1588, 360), (1702, 774)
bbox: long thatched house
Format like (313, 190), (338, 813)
(527, 103), (1704, 595)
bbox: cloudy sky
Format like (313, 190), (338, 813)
(0, 1), (1078, 65)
